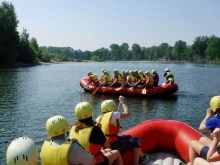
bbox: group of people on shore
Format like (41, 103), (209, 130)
(6, 96), (155, 165)
(86, 68), (174, 89)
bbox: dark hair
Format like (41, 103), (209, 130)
(72, 117), (95, 133)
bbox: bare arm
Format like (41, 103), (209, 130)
(207, 128), (220, 162)
(199, 108), (213, 132)
(102, 139), (110, 149)
(118, 96), (131, 119)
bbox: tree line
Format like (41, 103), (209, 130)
(1, 1), (220, 65)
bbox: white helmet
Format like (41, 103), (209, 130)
(6, 137), (38, 165)
(164, 68), (170, 72)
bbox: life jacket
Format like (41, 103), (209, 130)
(166, 72), (174, 82)
(69, 126), (104, 164)
(153, 73), (159, 82)
(90, 74), (99, 85)
(105, 75), (112, 85)
(96, 112), (120, 143)
(139, 74), (145, 84)
(128, 74), (135, 84)
(146, 75), (154, 86)
(41, 141), (72, 165)
(117, 74), (122, 83)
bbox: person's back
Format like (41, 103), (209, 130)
(164, 68), (174, 83)
(145, 71), (154, 88)
(41, 115), (95, 165)
(151, 69), (159, 87)
(96, 96), (154, 165)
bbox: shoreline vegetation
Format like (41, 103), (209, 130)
(0, 60), (217, 69)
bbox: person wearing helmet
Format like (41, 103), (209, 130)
(188, 96), (220, 165)
(133, 70), (144, 88)
(100, 70), (113, 86)
(70, 102), (123, 165)
(164, 68), (174, 83)
(121, 70), (126, 85)
(188, 128), (220, 165)
(96, 96), (155, 165)
(144, 71), (154, 89)
(86, 71), (100, 86)
(111, 69), (122, 87)
(40, 115), (96, 165)
(151, 69), (159, 87)
(6, 137), (38, 165)
(124, 70), (135, 87)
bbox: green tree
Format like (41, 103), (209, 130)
(205, 36), (220, 61)
(30, 37), (42, 61)
(172, 40), (187, 61)
(0, 1), (20, 64)
(120, 43), (129, 60)
(110, 44), (120, 60)
(192, 36), (209, 61)
(131, 43), (141, 60)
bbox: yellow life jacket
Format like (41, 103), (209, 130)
(139, 74), (145, 83)
(117, 74), (122, 83)
(106, 75), (112, 85)
(41, 141), (72, 165)
(96, 112), (120, 143)
(69, 126), (104, 164)
(129, 74), (135, 84)
(90, 74), (99, 83)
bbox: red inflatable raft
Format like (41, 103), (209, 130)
(120, 120), (203, 165)
(80, 77), (178, 96)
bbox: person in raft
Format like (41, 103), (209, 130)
(86, 71), (100, 86)
(188, 128), (220, 165)
(163, 68), (174, 83)
(111, 69), (122, 87)
(69, 102), (123, 165)
(96, 95), (155, 165)
(199, 96), (220, 136)
(40, 115), (96, 165)
(151, 69), (159, 87)
(6, 137), (38, 165)
(144, 71), (154, 89)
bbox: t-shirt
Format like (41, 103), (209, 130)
(205, 117), (220, 131)
(51, 139), (94, 165)
(110, 112), (121, 124)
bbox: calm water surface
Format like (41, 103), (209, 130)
(0, 62), (220, 164)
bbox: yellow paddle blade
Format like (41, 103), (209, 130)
(102, 87), (108, 92)
(129, 87), (134, 91)
(115, 86), (123, 91)
(142, 88), (147, 94)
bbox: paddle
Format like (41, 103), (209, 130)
(129, 86), (134, 91)
(102, 83), (114, 92)
(92, 85), (102, 94)
(115, 85), (126, 91)
(142, 88), (147, 94)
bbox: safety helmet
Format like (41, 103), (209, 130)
(46, 115), (69, 138)
(145, 71), (150, 75)
(101, 100), (116, 113)
(164, 68), (170, 72)
(116, 69), (119, 73)
(122, 70), (125, 73)
(113, 69), (117, 73)
(125, 70), (129, 74)
(75, 102), (93, 120)
(87, 71), (92, 76)
(6, 137), (38, 165)
(210, 96), (220, 112)
(129, 70), (133, 74)
(102, 69), (105, 72)
(134, 70), (137, 73)
(152, 69), (156, 74)
(138, 70), (143, 75)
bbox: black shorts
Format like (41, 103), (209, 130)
(96, 155), (109, 165)
(110, 135), (141, 153)
(200, 146), (209, 160)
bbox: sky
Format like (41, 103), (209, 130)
(3, 0), (220, 51)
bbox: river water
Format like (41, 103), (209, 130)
(0, 61), (220, 164)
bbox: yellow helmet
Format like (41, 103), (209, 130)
(87, 71), (92, 76)
(46, 115), (69, 138)
(129, 70), (133, 74)
(6, 137), (38, 165)
(101, 100), (116, 113)
(210, 96), (220, 112)
(138, 70), (143, 75)
(152, 69), (156, 74)
(145, 71), (150, 75)
(75, 102), (93, 120)
(102, 69), (105, 72)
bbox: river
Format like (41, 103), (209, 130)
(0, 61), (219, 164)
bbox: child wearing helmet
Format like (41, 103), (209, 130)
(40, 115), (96, 165)
(96, 96), (155, 164)
(70, 102), (123, 165)
(163, 68), (174, 83)
(6, 137), (38, 165)
(188, 96), (220, 165)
